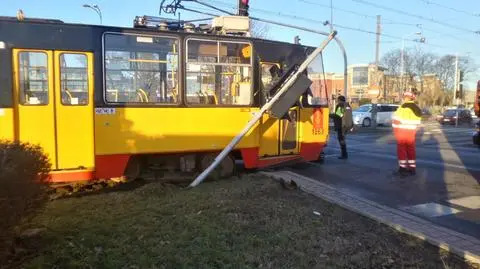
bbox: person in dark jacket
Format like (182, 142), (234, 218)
(330, 95), (352, 159)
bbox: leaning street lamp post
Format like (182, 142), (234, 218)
(83, 4), (102, 24)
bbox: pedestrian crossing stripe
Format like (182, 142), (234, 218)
(401, 196), (480, 218)
(401, 202), (462, 218)
(448, 196), (480, 210)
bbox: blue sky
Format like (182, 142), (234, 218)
(3, 0), (480, 88)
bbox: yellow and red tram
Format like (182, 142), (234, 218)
(0, 15), (330, 183)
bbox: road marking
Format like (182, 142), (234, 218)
(448, 196), (480, 210)
(401, 203), (462, 218)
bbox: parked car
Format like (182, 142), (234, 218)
(470, 108), (478, 119)
(352, 104), (399, 127)
(437, 109), (472, 125)
(473, 121), (480, 146)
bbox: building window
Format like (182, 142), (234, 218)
(18, 51), (49, 105)
(60, 53), (89, 105)
(104, 33), (179, 104)
(186, 39), (252, 105)
(352, 66), (369, 86)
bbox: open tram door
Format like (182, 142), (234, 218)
(12, 49), (95, 182)
(258, 62), (301, 159)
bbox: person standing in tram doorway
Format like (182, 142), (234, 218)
(392, 89), (422, 176)
(330, 95), (353, 159)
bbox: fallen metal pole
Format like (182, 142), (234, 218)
(249, 16), (348, 98)
(188, 30), (338, 188)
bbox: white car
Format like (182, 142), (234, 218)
(353, 104), (399, 127)
(470, 108), (478, 119)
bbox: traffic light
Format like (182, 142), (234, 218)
(238, 0), (249, 16)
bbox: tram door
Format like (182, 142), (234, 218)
(13, 49), (94, 170)
(259, 62), (299, 157)
(279, 108), (299, 155)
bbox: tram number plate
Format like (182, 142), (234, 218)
(312, 128), (323, 135)
(95, 108), (116, 115)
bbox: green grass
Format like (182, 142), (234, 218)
(15, 174), (479, 269)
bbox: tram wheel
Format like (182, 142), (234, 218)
(198, 153), (236, 180)
(124, 156), (144, 180)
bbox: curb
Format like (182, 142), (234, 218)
(261, 170), (480, 266)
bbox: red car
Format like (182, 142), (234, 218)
(437, 109), (473, 125)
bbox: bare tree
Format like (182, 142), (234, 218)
(381, 46), (476, 106)
(432, 54), (475, 91)
(381, 48), (418, 100)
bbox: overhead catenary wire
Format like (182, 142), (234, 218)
(298, 0), (414, 25)
(349, 0), (479, 35)
(177, 0), (457, 51)
(296, 0), (478, 46)
(198, 0), (447, 48)
(183, 0), (480, 48)
(417, 0), (480, 18)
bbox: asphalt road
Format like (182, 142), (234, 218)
(289, 120), (480, 239)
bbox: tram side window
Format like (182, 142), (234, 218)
(18, 52), (49, 105)
(60, 54), (88, 105)
(104, 33), (179, 104)
(186, 39), (252, 105)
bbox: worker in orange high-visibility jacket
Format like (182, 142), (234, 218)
(392, 90), (422, 176)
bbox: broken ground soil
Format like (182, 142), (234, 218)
(8, 174), (480, 269)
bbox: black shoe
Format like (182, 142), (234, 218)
(393, 167), (408, 177)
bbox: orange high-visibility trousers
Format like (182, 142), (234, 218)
(393, 127), (417, 170)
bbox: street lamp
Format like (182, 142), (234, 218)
(83, 4), (102, 24)
(400, 32), (424, 95)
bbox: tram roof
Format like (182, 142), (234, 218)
(0, 15), (315, 50)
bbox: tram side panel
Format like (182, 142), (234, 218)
(93, 107), (261, 178)
(298, 107), (329, 161)
(0, 46), (15, 141)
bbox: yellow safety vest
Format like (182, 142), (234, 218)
(392, 101), (421, 130)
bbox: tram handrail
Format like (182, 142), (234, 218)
(64, 89), (74, 101)
(189, 30), (338, 188)
(136, 92), (144, 102)
(137, 88), (149, 102)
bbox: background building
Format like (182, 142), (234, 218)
(347, 64), (387, 104)
(309, 63), (446, 108)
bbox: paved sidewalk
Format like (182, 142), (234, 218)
(261, 170), (480, 266)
